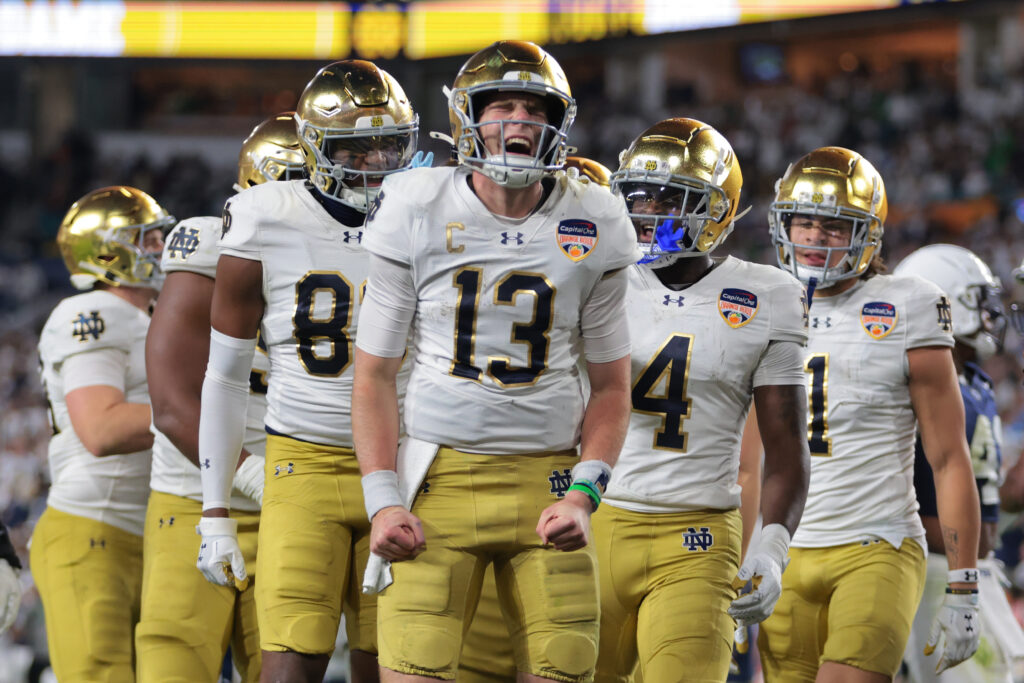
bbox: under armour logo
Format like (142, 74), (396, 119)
(342, 230), (362, 244)
(166, 227), (201, 260)
(420, 481), (430, 494)
(274, 462), (294, 476)
(662, 295), (685, 307)
(936, 296), (953, 332)
(500, 232), (524, 245)
(202, 459), (211, 469)
(965, 613), (975, 633)
(158, 516), (176, 528)
(549, 468), (572, 497)
(89, 538), (107, 549)
(681, 527), (714, 552)
(72, 311), (106, 341)
(812, 316), (832, 329)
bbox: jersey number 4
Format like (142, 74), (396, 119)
(450, 268), (555, 387)
(805, 352), (832, 456)
(631, 334), (693, 451)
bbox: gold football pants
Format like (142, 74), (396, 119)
(135, 491), (261, 682)
(31, 506), (144, 682)
(759, 538), (926, 681)
(378, 447), (598, 683)
(257, 434), (376, 655)
(592, 504), (742, 683)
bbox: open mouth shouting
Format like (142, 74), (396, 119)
(504, 135), (534, 156)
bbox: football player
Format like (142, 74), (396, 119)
(457, 153), (611, 683)
(0, 521), (21, 634)
(895, 245), (1024, 682)
(352, 40), (638, 682)
(33, 186), (173, 680)
(138, 113), (303, 682)
(196, 60), (418, 683)
(591, 118), (810, 683)
(758, 147), (982, 682)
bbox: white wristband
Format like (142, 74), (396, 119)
(571, 460), (613, 491)
(196, 517), (238, 536)
(949, 568), (980, 584)
(362, 470), (404, 521)
(758, 523), (792, 570)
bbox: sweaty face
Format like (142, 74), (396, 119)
(476, 92), (550, 159)
(787, 213), (854, 269)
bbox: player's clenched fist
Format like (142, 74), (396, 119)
(536, 491), (593, 552)
(371, 506), (426, 561)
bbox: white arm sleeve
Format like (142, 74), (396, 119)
(752, 340), (806, 388)
(581, 268), (631, 363)
(355, 254), (417, 358)
(199, 329), (257, 511)
(61, 348), (127, 393)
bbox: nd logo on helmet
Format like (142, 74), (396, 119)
(370, 115), (384, 127)
(812, 192), (824, 204)
(644, 160), (658, 171)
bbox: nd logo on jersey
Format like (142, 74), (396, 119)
(556, 219), (598, 262)
(860, 301), (898, 339)
(718, 288), (758, 328)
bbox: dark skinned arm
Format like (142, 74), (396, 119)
(753, 383), (809, 535)
(146, 270), (214, 466)
(737, 407), (763, 560)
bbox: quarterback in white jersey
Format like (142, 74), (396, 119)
(591, 118), (810, 683)
(138, 113), (302, 682)
(197, 60), (418, 683)
(33, 186), (172, 681)
(353, 41), (637, 683)
(758, 147), (982, 682)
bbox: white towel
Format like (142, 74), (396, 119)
(361, 437), (440, 594)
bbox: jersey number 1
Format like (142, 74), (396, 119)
(805, 352), (832, 456)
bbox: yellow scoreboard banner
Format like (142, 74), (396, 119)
(0, 0), (958, 60)
(120, 2), (350, 59)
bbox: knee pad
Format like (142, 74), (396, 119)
(543, 631), (597, 679)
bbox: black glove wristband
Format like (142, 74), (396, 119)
(0, 523), (21, 570)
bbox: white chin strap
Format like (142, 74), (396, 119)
(480, 153), (545, 188)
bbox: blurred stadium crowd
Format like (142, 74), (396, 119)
(3, 10), (1024, 683)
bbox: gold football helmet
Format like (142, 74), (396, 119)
(769, 146), (887, 287)
(58, 186), (175, 290)
(564, 156), (611, 187)
(295, 60), (418, 210)
(610, 118), (743, 267)
(447, 40), (576, 188)
(235, 112), (305, 192)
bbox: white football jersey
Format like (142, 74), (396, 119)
(792, 273), (954, 549)
(149, 216), (267, 510)
(604, 258), (808, 513)
(219, 180), (382, 447)
(38, 290), (152, 535)
(362, 167), (639, 454)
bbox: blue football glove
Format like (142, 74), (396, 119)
(410, 151), (434, 169)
